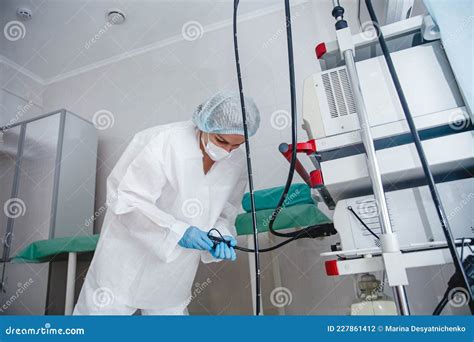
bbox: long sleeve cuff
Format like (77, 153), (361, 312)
(159, 220), (189, 261)
(200, 250), (222, 264)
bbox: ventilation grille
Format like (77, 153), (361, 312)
(321, 68), (356, 119)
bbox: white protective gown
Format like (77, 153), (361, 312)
(74, 120), (247, 315)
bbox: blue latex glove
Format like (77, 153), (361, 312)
(210, 236), (237, 261)
(178, 226), (214, 251)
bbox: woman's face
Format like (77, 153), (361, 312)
(208, 133), (245, 152)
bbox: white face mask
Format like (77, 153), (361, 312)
(201, 133), (230, 162)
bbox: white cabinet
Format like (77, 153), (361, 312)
(0, 110), (97, 315)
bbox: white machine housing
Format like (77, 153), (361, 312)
(303, 41), (466, 139)
(333, 178), (473, 252)
(302, 40), (473, 201)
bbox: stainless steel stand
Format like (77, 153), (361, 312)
(343, 49), (410, 315)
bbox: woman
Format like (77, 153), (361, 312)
(73, 91), (260, 315)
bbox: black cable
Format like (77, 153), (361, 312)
(208, 228), (295, 252)
(459, 238), (474, 259)
(232, 0), (339, 312)
(365, 0), (472, 301)
(467, 243), (473, 254)
(209, 230), (474, 256)
(433, 264), (474, 316)
(207, 227), (329, 253)
(232, 0), (262, 316)
(347, 206), (380, 240)
(433, 292), (449, 315)
(234, 237), (298, 253)
(232, 0), (319, 313)
(267, 0), (303, 239)
(234, 0), (316, 242)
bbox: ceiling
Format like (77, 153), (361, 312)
(0, 0), (289, 82)
(0, 0), (427, 83)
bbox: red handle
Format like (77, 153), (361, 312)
(279, 140), (323, 188)
(281, 148), (312, 185)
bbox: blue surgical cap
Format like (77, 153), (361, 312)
(192, 90), (260, 136)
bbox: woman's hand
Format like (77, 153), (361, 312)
(210, 236), (237, 261)
(178, 226), (214, 251)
